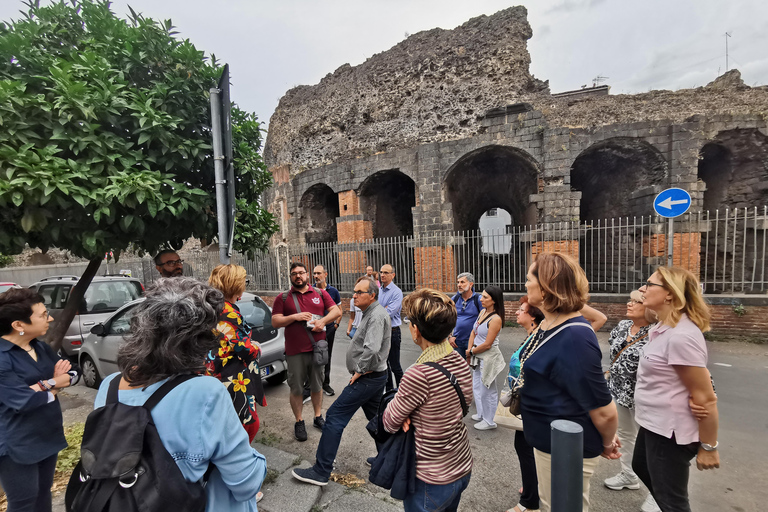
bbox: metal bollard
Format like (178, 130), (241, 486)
(551, 419), (583, 512)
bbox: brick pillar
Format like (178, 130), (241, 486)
(414, 245), (456, 293)
(642, 233), (701, 274)
(530, 240), (580, 260)
(336, 190), (373, 277)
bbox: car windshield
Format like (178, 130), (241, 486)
(237, 296), (278, 343)
(82, 281), (143, 313)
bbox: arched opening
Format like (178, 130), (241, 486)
(698, 143), (732, 212)
(570, 138), (668, 221)
(358, 170), (416, 238)
(299, 184), (339, 244)
(479, 207), (513, 254)
(444, 145), (539, 231)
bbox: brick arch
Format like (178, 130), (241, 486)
(443, 144), (541, 231)
(298, 183), (339, 243)
(570, 137), (669, 221)
(357, 169), (416, 237)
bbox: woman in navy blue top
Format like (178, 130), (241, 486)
(519, 253), (620, 512)
(0, 287), (78, 512)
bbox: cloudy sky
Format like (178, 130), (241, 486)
(2, 0), (766, 129)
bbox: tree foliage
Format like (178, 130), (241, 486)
(0, 0), (277, 260)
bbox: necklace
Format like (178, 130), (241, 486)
(22, 345), (34, 352)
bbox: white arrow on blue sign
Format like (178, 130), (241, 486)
(653, 188), (692, 218)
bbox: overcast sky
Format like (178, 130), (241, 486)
(2, 0), (766, 129)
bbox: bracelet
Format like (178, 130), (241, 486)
(38, 380), (51, 391)
(603, 443), (614, 448)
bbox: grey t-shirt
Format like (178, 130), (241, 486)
(346, 300), (391, 374)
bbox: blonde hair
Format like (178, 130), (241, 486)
(208, 264), (247, 300)
(532, 252), (590, 314)
(629, 290), (644, 303)
(402, 288), (457, 344)
(656, 266), (711, 332)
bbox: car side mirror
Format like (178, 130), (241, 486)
(90, 323), (106, 336)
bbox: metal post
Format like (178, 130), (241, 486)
(551, 419), (583, 512)
(667, 217), (674, 267)
(210, 87), (230, 265)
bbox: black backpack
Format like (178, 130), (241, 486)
(65, 374), (208, 512)
(452, 292), (481, 314)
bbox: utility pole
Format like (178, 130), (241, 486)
(725, 32), (731, 72)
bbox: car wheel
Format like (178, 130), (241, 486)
(80, 355), (102, 389)
(266, 370), (287, 385)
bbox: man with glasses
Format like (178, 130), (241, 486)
(292, 276), (390, 486)
(379, 264), (403, 392)
(154, 250), (184, 278)
(449, 272), (481, 358)
(272, 262), (341, 442)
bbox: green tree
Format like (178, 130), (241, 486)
(0, 0), (277, 350)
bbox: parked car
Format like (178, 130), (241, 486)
(78, 292), (287, 388)
(28, 275), (144, 359)
(0, 282), (21, 294)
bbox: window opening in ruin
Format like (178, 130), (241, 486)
(299, 183), (340, 244)
(358, 169), (416, 238)
(479, 208), (512, 254)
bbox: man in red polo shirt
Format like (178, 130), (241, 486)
(272, 262), (341, 442)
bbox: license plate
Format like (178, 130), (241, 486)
(260, 366), (270, 377)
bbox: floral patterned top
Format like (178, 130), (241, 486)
(607, 319), (652, 409)
(205, 301), (266, 425)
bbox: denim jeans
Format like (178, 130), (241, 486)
(386, 326), (403, 391)
(403, 473), (471, 512)
(633, 427), (699, 512)
(313, 371), (387, 478)
(0, 454), (57, 512)
(453, 338), (468, 359)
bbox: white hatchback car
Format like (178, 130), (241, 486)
(78, 292), (287, 388)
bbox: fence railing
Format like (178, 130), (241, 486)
(2, 207), (766, 295)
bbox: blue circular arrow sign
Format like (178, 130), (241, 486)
(653, 188), (692, 218)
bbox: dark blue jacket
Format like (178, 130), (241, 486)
(0, 337), (67, 464)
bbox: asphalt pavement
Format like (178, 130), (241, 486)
(49, 314), (768, 512)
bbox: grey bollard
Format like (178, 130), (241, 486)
(551, 419), (584, 512)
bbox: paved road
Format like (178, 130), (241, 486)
(53, 316), (768, 512)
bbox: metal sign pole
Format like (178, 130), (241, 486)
(210, 87), (230, 265)
(668, 217), (674, 267)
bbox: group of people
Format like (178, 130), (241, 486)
(0, 249), (721, 512)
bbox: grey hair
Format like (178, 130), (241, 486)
(457, 272), (475, 284)
(356, 276), (379, 299)
(118, 277), (224, 387)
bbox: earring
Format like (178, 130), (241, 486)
(19, 331), (24, 336)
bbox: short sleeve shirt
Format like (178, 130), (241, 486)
(634, 314), (708, 445)
(453, 293), (481, 342)
(272, 287), (337, 356)
(520, 317), (613, 458)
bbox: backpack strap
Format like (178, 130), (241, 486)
(143, 374), (199, 411)
(106, 373), (121, 405)
(472, 293), (481, 313)
(290, 289), (320, 348)
(423, 362), (469, 417)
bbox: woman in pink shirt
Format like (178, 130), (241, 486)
(635, 267), (720, 512)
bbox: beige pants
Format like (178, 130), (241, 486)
(533, 449), (600, 512)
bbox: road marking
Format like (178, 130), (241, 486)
(713, 363), (732, 367)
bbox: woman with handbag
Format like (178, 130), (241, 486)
(634, 267), (720, 512)
(519, 252), (620, 512)
(502, 295), (545, 512)
(603, 290), (660, 512)
(382, 288), (473, 512)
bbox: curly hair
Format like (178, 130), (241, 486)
(0, 288), (45, 335)
(402, 288), (456, 344)
(118, 277), (224, 387)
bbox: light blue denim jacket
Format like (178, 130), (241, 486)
(95, 373), (266, 512)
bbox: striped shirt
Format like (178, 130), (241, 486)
(382, 350), (473, 484)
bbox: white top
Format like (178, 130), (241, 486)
(349, 297), (363, 328)
(472, 311), (499, 347)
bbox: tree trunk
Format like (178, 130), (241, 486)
(46, 256), (103, 353)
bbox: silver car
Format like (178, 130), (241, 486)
(29, 275), (144, 358)
(78, 292), (287, 388)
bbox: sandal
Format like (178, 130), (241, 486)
(256, 492), (263, 503)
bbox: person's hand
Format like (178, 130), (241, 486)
(349, 372), (363, 385)
(346, 328), (352, 336)
(448, 336), (457, 348)
(696, 447), (720, 470)
(294, 312), (313, 322)
(54, 359), (71, 377)
(311, 317), (327, 332)
(689, 397), (709, 420)
(601, 436), (622, 460)
(401, 417), (411, 432)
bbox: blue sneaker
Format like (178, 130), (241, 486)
(292, 466), (329, 486)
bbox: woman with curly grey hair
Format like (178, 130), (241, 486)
(93, 277), (267, 512)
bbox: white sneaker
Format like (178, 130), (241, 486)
(604, 471), (641, 490)
(471, 413), (482, 421)
(473, 419), (497, 430)
(640, 493), (661, 512)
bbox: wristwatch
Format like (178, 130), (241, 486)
(700, 441), (718, 451)
(47, 378), (57, 390)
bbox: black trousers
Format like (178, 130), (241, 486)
(632, 427), (699, 512)
(0, 453), (57, 512)
(514, 429), (540, 510)
(386, 326), (403, 391)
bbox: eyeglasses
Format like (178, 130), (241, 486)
(352, 289), (371, 295)
(161, 259), (184, 267)
(380, 271), (392, 275)
(290, 271), (307, 277)
(645, 280), (665, 289)
(627, 300), (644, 305)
